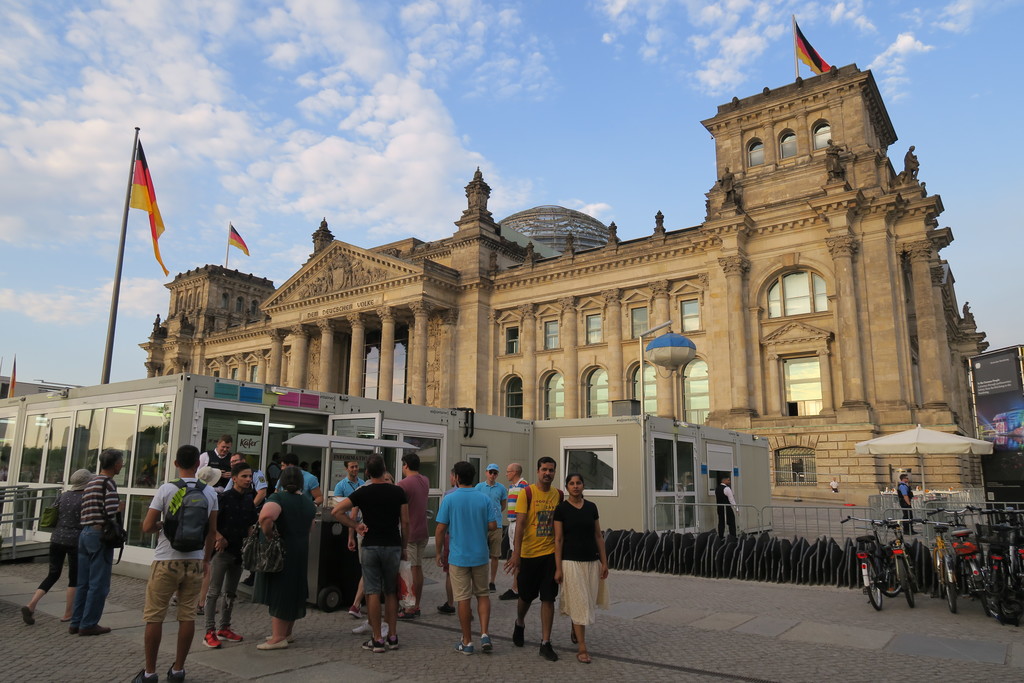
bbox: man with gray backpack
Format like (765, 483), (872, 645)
(133, 445), (219, 683)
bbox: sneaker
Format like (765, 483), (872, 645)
(352, 621), (372, 635)
(131, 671), (158, 683)
(166, 667), (186, 682)
(512, 621), (524, 647)
(489, 582), (496, 592)
(347, 605), (362, 619)
(397, 607), (420, 620)
(456, 641), (474, 655)
(539, 641), (559, 662)
(437, 602), (456, 614)
(203, 629), (222, 649)
(386, 634), (399, 650)
(498, 589), (518, 601)
(481, 634), (493, 653)
(216, 628), (243, 642)
(362, 638), (386, 653)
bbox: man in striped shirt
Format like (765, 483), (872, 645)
(69, 448), (124, 636)
(499, 463), (528, 601)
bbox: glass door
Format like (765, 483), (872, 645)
(327, 413), (382, 495)
(651, 433), (696, 531)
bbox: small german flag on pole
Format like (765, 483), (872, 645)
(225, 223), (250, 268)
(793, 17), (830, 77)
(129, 142), (169, 276)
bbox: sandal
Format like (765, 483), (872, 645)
(577, 651), (591, 664)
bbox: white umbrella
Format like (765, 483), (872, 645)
(282, 433), (420, 451)
(854, 425), (992, 455)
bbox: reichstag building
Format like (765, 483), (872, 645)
(142, 65), (987, 501)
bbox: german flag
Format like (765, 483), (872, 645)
(794, 18), (830, 76)
(228, 223), (250, 256)
(129, 142), (169, 276)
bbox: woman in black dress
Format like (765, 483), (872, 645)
(553, 473), (608, 664)
(254, 465), (317, 650)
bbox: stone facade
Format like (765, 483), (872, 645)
(142, 65), (988, 502)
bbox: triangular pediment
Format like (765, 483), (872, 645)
(761, 320), (833, 346)
(265, 241), (421, 308)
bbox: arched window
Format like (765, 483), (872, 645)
(504, 376), (523, 419)
(250, 300), (259, 317)
(747, 139), (764, 167)
(629, 363), (657, 414)
(812, 122), (831, 150)
(683, 359), (709, 424)
(220, 292), (229, 308)
(779, 131), (797, 159)
(235, 296), (244, 313)
(585, 368), (609, 417)
(767, 271), (828, 318)
(775, 446), (817, 485)
(542, 373), (564, 419)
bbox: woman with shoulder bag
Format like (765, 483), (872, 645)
(22, 469), (93, 625)
(253, 465), (316, 650)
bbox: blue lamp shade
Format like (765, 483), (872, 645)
(645, 333), (697, 370)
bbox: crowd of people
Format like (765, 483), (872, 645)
(20, 439), (610, 678)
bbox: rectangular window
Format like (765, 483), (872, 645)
(249, 365), (258, 382)
(230, 367), (239, 380)
(104, 405), (138, 488)
(0, 413), (17, 482)
(561, 436), (617, 495)
(784, 357), (823, 416)
(585, 314), (602, 344)
(543, 320), (559, 349)
(132, 403), (170, 488)
(681, 299), (700, 332)
(505, 326), (520, 354)
(630, 307), (648, 339)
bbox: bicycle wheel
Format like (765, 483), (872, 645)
(898, 556), (916, 608)
(943, 553), (958, 614)
(881, 560), (901, 597)
(866, 562), (883, 611)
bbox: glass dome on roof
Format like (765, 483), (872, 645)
(499, 205), (609, 254)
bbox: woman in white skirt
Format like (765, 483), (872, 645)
(553, 473), (608, 664)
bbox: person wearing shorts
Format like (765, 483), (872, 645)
(397, 452), (430, 618)
(133, 445), (219, 683)
(475, 463), (507, 592)
(436, 461), (496, 655)
(332, 454), (408, 653)
(504, 456), (562, 662)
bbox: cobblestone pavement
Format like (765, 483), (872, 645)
(2, 557), (1022, 682)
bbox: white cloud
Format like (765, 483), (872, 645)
(829, 1), (877, 32)
(867, 32), (934, 97)
(935, 0), (982, 33)
(0, 277), (166, 325)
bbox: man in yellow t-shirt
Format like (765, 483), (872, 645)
(504, 456), (561, 662)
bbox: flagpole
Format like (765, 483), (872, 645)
(225, 223), (231, 269)
(792, 16), (799, 80)
(101, 127), (140, 385)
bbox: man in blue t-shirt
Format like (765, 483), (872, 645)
(474, 463), (508, 592)
(334, 459), (364, 498)
(436, 461), (497, 655)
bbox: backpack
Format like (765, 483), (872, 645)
(163, 479), (210, 552)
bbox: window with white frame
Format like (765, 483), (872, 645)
(784, 356), (823, 416)
(505, 326), (520, 354)
(561, 436), (617, 495)
(544, 320), (559, 350)
(630, 307), (648, 339)
(680, 299), (700, 332)
(543, 373), (564, 419)
(585, 313), (602, 344)
(767, 271), (828, 318)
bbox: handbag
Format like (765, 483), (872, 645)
(241, 523), (285, 573)
(40, 495), (60, 529)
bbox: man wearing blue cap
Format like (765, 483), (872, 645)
(475, 464), (508, 592)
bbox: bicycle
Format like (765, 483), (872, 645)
(969, 506), (1024, 625)
(921, 511), (964, 614)
(842, 516), (920, 609)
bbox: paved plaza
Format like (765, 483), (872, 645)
(2, 556), (1022, 682)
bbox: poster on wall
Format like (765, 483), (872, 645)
(972, 347), (1024, 453)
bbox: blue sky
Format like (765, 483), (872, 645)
(1, 0), (1022, 387)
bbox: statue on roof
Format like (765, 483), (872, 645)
(903, 146), (919, 181)
(825, 139), (847, 181)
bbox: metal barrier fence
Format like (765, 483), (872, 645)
(0, 485), (61, 560)
(761, 505), (875, 540)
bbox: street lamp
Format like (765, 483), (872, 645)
(637, 320), (672, 417)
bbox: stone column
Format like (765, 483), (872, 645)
(651, 280), (673, 418)
(766, 353), (781, 416)
(603, 290), (624, 402)
(409, 302), (430, 405)
(519, 304), (537, 420)
(818, 348), (835, 413)
(288, 325), (309, 389)
(905, 242), (949, 408)
(441, 309), (459, 407)
(267, 329), (286, 385)
(761, 122), (777, 166)
(559, 297), (579, 418)
(258, 350), (270, 384)
(377, 306), (395, 402)
(718, 256), (754, 414)
(796, 112), (809, 157)
(826, 236), (867, 407)
(346, 314), (365, 397)
(317, 319), (336, 393)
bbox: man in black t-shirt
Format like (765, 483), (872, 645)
(331, 455), (409, 653)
